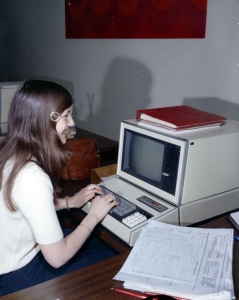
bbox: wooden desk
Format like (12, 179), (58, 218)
(2, 215), (239, 300)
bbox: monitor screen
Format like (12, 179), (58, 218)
(122, 131), (165, 187)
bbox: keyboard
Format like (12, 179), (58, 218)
(81, 177), (178, 246)
(100, 185), (152, 228)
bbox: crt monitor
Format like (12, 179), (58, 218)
(117, 120), (188, 207)
(0, 82), (22, 134)
(117, 119), (239, 216)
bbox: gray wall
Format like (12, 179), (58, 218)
(1, 0), (239, 141)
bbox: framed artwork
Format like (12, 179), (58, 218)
(65, 0), (207, 39)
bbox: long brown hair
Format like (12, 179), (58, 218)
(0, 80), (72, 211)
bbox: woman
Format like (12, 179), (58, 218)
(0, 80), (118, 295)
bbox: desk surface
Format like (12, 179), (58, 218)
(2, 215), (239, 300)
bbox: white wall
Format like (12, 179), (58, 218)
(1, 0), (239, 140)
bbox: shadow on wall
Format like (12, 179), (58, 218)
(77, 57), (153, 141)
(184, 97), (239, 121)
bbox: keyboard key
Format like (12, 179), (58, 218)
(122, 212), (147, 228)
(100, 185), (149, 228)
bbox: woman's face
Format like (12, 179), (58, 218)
(56, 106), (75, 144)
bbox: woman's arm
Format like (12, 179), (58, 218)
(54, 184), (104, 211)
(40, 193), (117, 268)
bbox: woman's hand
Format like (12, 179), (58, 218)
(88, 193), (118, 222)
(55, 184), (118, 213)
(70, 184), (104, 209)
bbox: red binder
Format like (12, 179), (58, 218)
(136, 105), (227, 129)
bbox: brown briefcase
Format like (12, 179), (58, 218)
(61, 138), (100, 180)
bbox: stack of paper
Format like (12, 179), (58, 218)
(113, 220), (235, 300)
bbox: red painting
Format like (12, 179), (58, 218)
(65, 0), (207, 39)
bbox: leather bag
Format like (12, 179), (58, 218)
(61, 138), (100, 180)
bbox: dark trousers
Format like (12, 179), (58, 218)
(0, 230), (118, 296)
